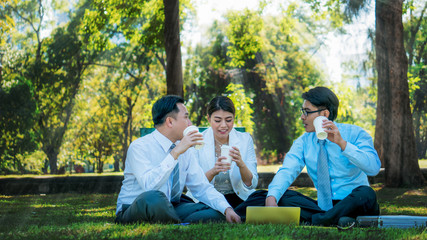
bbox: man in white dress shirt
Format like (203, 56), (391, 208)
(115, 95), (241, 224)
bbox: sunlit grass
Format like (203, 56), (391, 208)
(419, 159), (427, 168)
(31, 203), (67, 208)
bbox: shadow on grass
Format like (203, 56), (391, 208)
(289, 185), (427, 215)
(0, 193), (118, 233)
(374, 184), (427, 215)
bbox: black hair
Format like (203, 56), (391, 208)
(152, 95), (185, 127)
(207, 96), (236, 117)
(302, 87), (339, 121)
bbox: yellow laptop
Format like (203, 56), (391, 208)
(246, 207), (301, 225)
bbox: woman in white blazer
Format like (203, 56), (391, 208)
(197, 96), (258, 208)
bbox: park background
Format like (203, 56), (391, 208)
(0, 0), (426, 188)
(1, 1), (427, 239)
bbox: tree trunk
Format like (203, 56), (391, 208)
(41, 79), (79, 175)
(97, 157), (103, 173)
(46, 148), (58, 174)
(374, 0), (425, 187)
(113, 155), (120, 172)
(121, 96), (134, 170)
(163, 0), (183, 97)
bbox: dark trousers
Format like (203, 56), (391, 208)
(225, 193), (244, 209)
(115, 190), (225, 224)
(234, 186), (380, 226)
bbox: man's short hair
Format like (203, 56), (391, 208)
(302, 87), (339, 121)
(152, 95), (184, 127)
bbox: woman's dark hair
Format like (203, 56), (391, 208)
(302, 87), (339, 121)
(152, 95), (184, 127)
(207, 96), (236, 117)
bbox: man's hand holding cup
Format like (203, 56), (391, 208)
(183, 126), (205, 149)
(170, 127), (203, 159)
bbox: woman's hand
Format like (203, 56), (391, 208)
(213, 156), (231, 174)
(230, 146), (253, 187)
(205, 156), (231, 181)
(230, 147), (245, 168)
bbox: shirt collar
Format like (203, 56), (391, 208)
(153, 129), (175, 153)
(317, 138), (329, 144)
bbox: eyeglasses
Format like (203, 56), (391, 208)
(300, 108), (326, 117)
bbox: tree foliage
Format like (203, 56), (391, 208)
(303, 0), (425, 186)
(403, 0), (427, 159)
(186, 5), (323, 163)
(0, 0), (17, 48)
(2, 0), (425, 176)
(3, 0), (98, 173)
(62, 41), (164, 172)
(0, 79), (37, 173)
(81, 0), (192, 60)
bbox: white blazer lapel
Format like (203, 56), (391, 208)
(200, 127), (216, 171)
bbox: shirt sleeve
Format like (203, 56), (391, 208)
(267, 136), (306, 202)
(342, 126), (381, 176)
(185, 150), (231, 215)
(240, 133), (258, 189)
(126, 140), (177, 191)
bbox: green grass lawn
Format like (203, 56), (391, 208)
(0, 185), (426, 239)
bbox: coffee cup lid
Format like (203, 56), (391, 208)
(184, 125), (198, 135)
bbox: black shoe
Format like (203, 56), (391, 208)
(337, 217), (356, 230)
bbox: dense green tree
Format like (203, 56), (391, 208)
(2, 0), (53, 173)
(0, 80), (37, 173)
(184, 21), (234, 126)
(62, 41), (164, 172)
(403, 1), (426, 159)
(0, 0), (15, 83)
(225, 8), (323, 163)
(97, 44), (164, 171)
(81, 0), (192, 96)
(5, 0), (98, 173)
(0, 0), (15, 44)
(303, 0), (424, 186)
(67, 72), (119, 173)
(0, 0), (38, 173)
(185, 5), (323, 163)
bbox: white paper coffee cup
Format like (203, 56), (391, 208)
(183, 126), (204, 149)
(220, 145), (232, 164)
(313, 116), (328, 140)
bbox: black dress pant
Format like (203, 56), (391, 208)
(234, 186), (380, 226)
(115, 190), (225, 224)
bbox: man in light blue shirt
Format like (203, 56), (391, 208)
(115, 95), (241, 224)
(236, 87), (380, 226)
